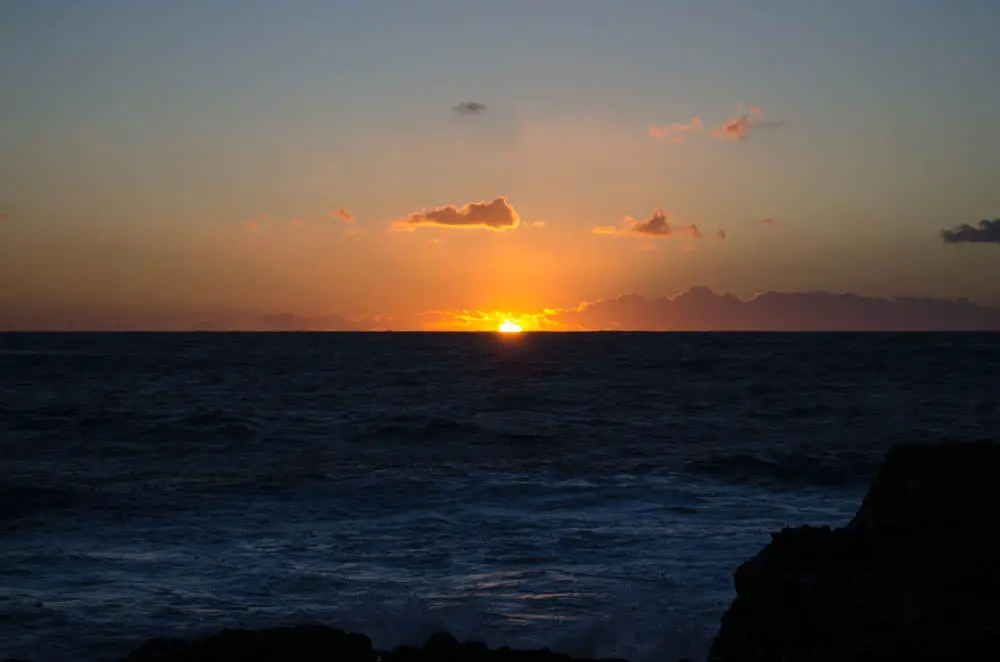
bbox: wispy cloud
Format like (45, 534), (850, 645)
(649, 117), (703, 140)
(452, 101), (487, 115)
(713, 104), (785, 141)
(331, 208), (355, 223)
(941, 219), (1000, 244)
(594, 209), (703, 240)
(393, 196), (520, 232)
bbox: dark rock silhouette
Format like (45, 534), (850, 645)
(708, 441), (1000, 661)
(118, 626), (627, 662)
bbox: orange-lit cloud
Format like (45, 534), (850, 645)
(649, 117), (703, 139)
(393, 196), (520, 232)
(594, 209), (703, 240)
(331, 208), (355, 223)
(713, 105), (784, 141)
(419, 308), (567, 331)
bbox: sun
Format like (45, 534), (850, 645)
(498, 320), (522, 333)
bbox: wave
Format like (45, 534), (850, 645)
(682, 450), (882, 489)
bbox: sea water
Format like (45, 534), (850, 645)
(2, 332), (998, 661)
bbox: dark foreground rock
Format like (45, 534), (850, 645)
(708, 441), (1000, 661)
(118, 626), (627, 662)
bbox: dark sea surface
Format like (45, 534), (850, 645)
(2, 332), (998, 661)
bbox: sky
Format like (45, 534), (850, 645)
(1, 0), (999, 330)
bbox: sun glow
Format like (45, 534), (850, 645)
(498, 320), (522, 333)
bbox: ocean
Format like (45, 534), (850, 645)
(2, 332), (998, 661)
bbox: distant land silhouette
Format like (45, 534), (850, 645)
(550, 287), (1000, 331)
(2, 288), (999, 331)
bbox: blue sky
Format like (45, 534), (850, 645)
(1, 0), (999, 322)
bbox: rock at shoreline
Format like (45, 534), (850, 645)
(118, 626), (627, 661)
(708, 441), (1000, 661)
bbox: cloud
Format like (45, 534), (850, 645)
(594, 209), (704, 240)
(393, 196), (520, 232)
(549, 288), (1000, 331)
(941, 219), (1000, 244)
(419, 309), (565, 332)
(452, 101), (487, 115)
(762, 218), (780, 226)
(713, 105), (785, 141)
(331, 208), (355, 223)
(713, 114), (752, 140)
(718, 229), (727, 239)
(649, 117), (703, 139)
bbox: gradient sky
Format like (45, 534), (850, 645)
(2, 0), (999, 328)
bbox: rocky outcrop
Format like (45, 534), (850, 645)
(708, 441), (1000, 661)
(119, 626), (627, 662)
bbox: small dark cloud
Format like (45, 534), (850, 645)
(452, 101), (487, 115)
(713, 105), (786, 141)
(331, 208), (355, 223)
(633, 210), (672, 236)
(717, 229), (727, 239)
(394, 196), (520, 231)
(594, 209), (703, 239)
(941, 219), (1000, 244)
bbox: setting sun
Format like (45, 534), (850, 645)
(498, 320), (522, 333)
